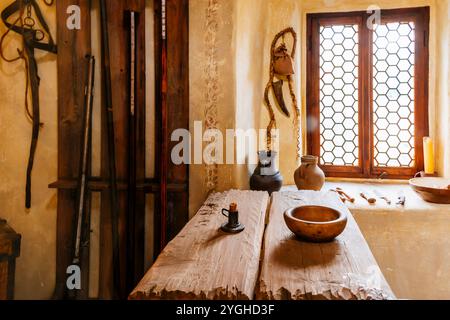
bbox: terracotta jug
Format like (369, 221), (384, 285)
(294, 155), (325, 191)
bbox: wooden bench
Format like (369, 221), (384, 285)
(130, 190), (395, 300)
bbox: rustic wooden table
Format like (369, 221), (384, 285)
(130, 190), (395, 300)
(130, 190), (269, 300)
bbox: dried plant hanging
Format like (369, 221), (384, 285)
(264, 27), (300, 157)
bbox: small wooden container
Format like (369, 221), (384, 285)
(0, 219), (21, 300)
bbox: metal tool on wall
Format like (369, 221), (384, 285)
(1, 0), (57, 208)
(99, 0), (122, 299)
(67, 56), (95, 299)
(159, 0), (169, 252)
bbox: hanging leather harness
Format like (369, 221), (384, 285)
(264, 27), (300, 156)
(1, 0), (57, 208)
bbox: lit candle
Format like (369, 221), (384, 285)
(423, 137), (435, 175)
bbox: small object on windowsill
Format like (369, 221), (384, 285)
(415, 171), (438, 178)
(221, 203), (245, 234)
(377, 172), (388, 180)
(374, 189), (391, 205)
(423, 137), (435, 175)
(329, 189), (347, 203)
(335, 187), (355, 203)
(360, 192), (376, 204)
(396, 195), (406, 206)
(409, 177), (450, 204)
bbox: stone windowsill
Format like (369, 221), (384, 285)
(284, 180), (450, 215)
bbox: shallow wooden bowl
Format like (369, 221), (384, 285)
(284, 205), (347, 243)
(409, 177), (450, 204)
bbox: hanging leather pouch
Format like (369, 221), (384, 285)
(273, 43), (294, 76)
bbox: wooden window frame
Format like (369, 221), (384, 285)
(306, 7), (429, 179)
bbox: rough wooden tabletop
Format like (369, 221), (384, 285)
(129, 190), (269, 300)
(256, 191), (395, 300)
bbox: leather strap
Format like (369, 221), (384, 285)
(1, 0), (57, 208)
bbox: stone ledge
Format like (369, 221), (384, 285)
(284, 181), (450, 215)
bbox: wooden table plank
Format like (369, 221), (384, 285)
(256, 191), (395, 300)
(129, 190), (269, 300)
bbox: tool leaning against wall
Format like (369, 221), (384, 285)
(0, 0), (57, 209)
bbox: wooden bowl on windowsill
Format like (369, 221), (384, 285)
(409, 177), (450, 204)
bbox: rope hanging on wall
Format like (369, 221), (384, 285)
(0, 0), (57, 208)
(264, 27), (301, 158)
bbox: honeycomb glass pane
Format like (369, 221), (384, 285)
(373, 22), (415, 168)
(320, 24), (359, 166)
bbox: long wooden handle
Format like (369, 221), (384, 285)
(99, 0), (121, 299)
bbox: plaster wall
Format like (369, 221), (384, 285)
(355, 211), (450, 300)
(0, 0), (157, 299)
(188, 0), (450, 300)
(189, 0), (450, 212)
(0, 0), (447, 300)
(0, 2), (57, 299)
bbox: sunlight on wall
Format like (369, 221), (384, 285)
(0, 0), (447, 300)
(189, 0), (449, 216)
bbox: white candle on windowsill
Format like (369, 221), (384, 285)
(423, 137), (435, 175)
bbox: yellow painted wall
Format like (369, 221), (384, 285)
(0, 0), (447, 300)
(189, 0), (449, 215)
(0, 2), (57, 299)
(189, 0), (303, 216)
(189, 0), (236, 217)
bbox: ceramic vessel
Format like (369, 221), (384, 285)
(294, 155), (325, 191)
(409, 177), (450, 204)
(250, 151), (283, 194)
(284, 205), (347, 242)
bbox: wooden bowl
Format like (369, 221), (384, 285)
(409, 177), (450, 204)
(284, 205), (347, 242)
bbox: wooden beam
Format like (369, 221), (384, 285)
(49, 178), (187, 193)
(55, 0), (91, 299)
(165, 0), (189, 243)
